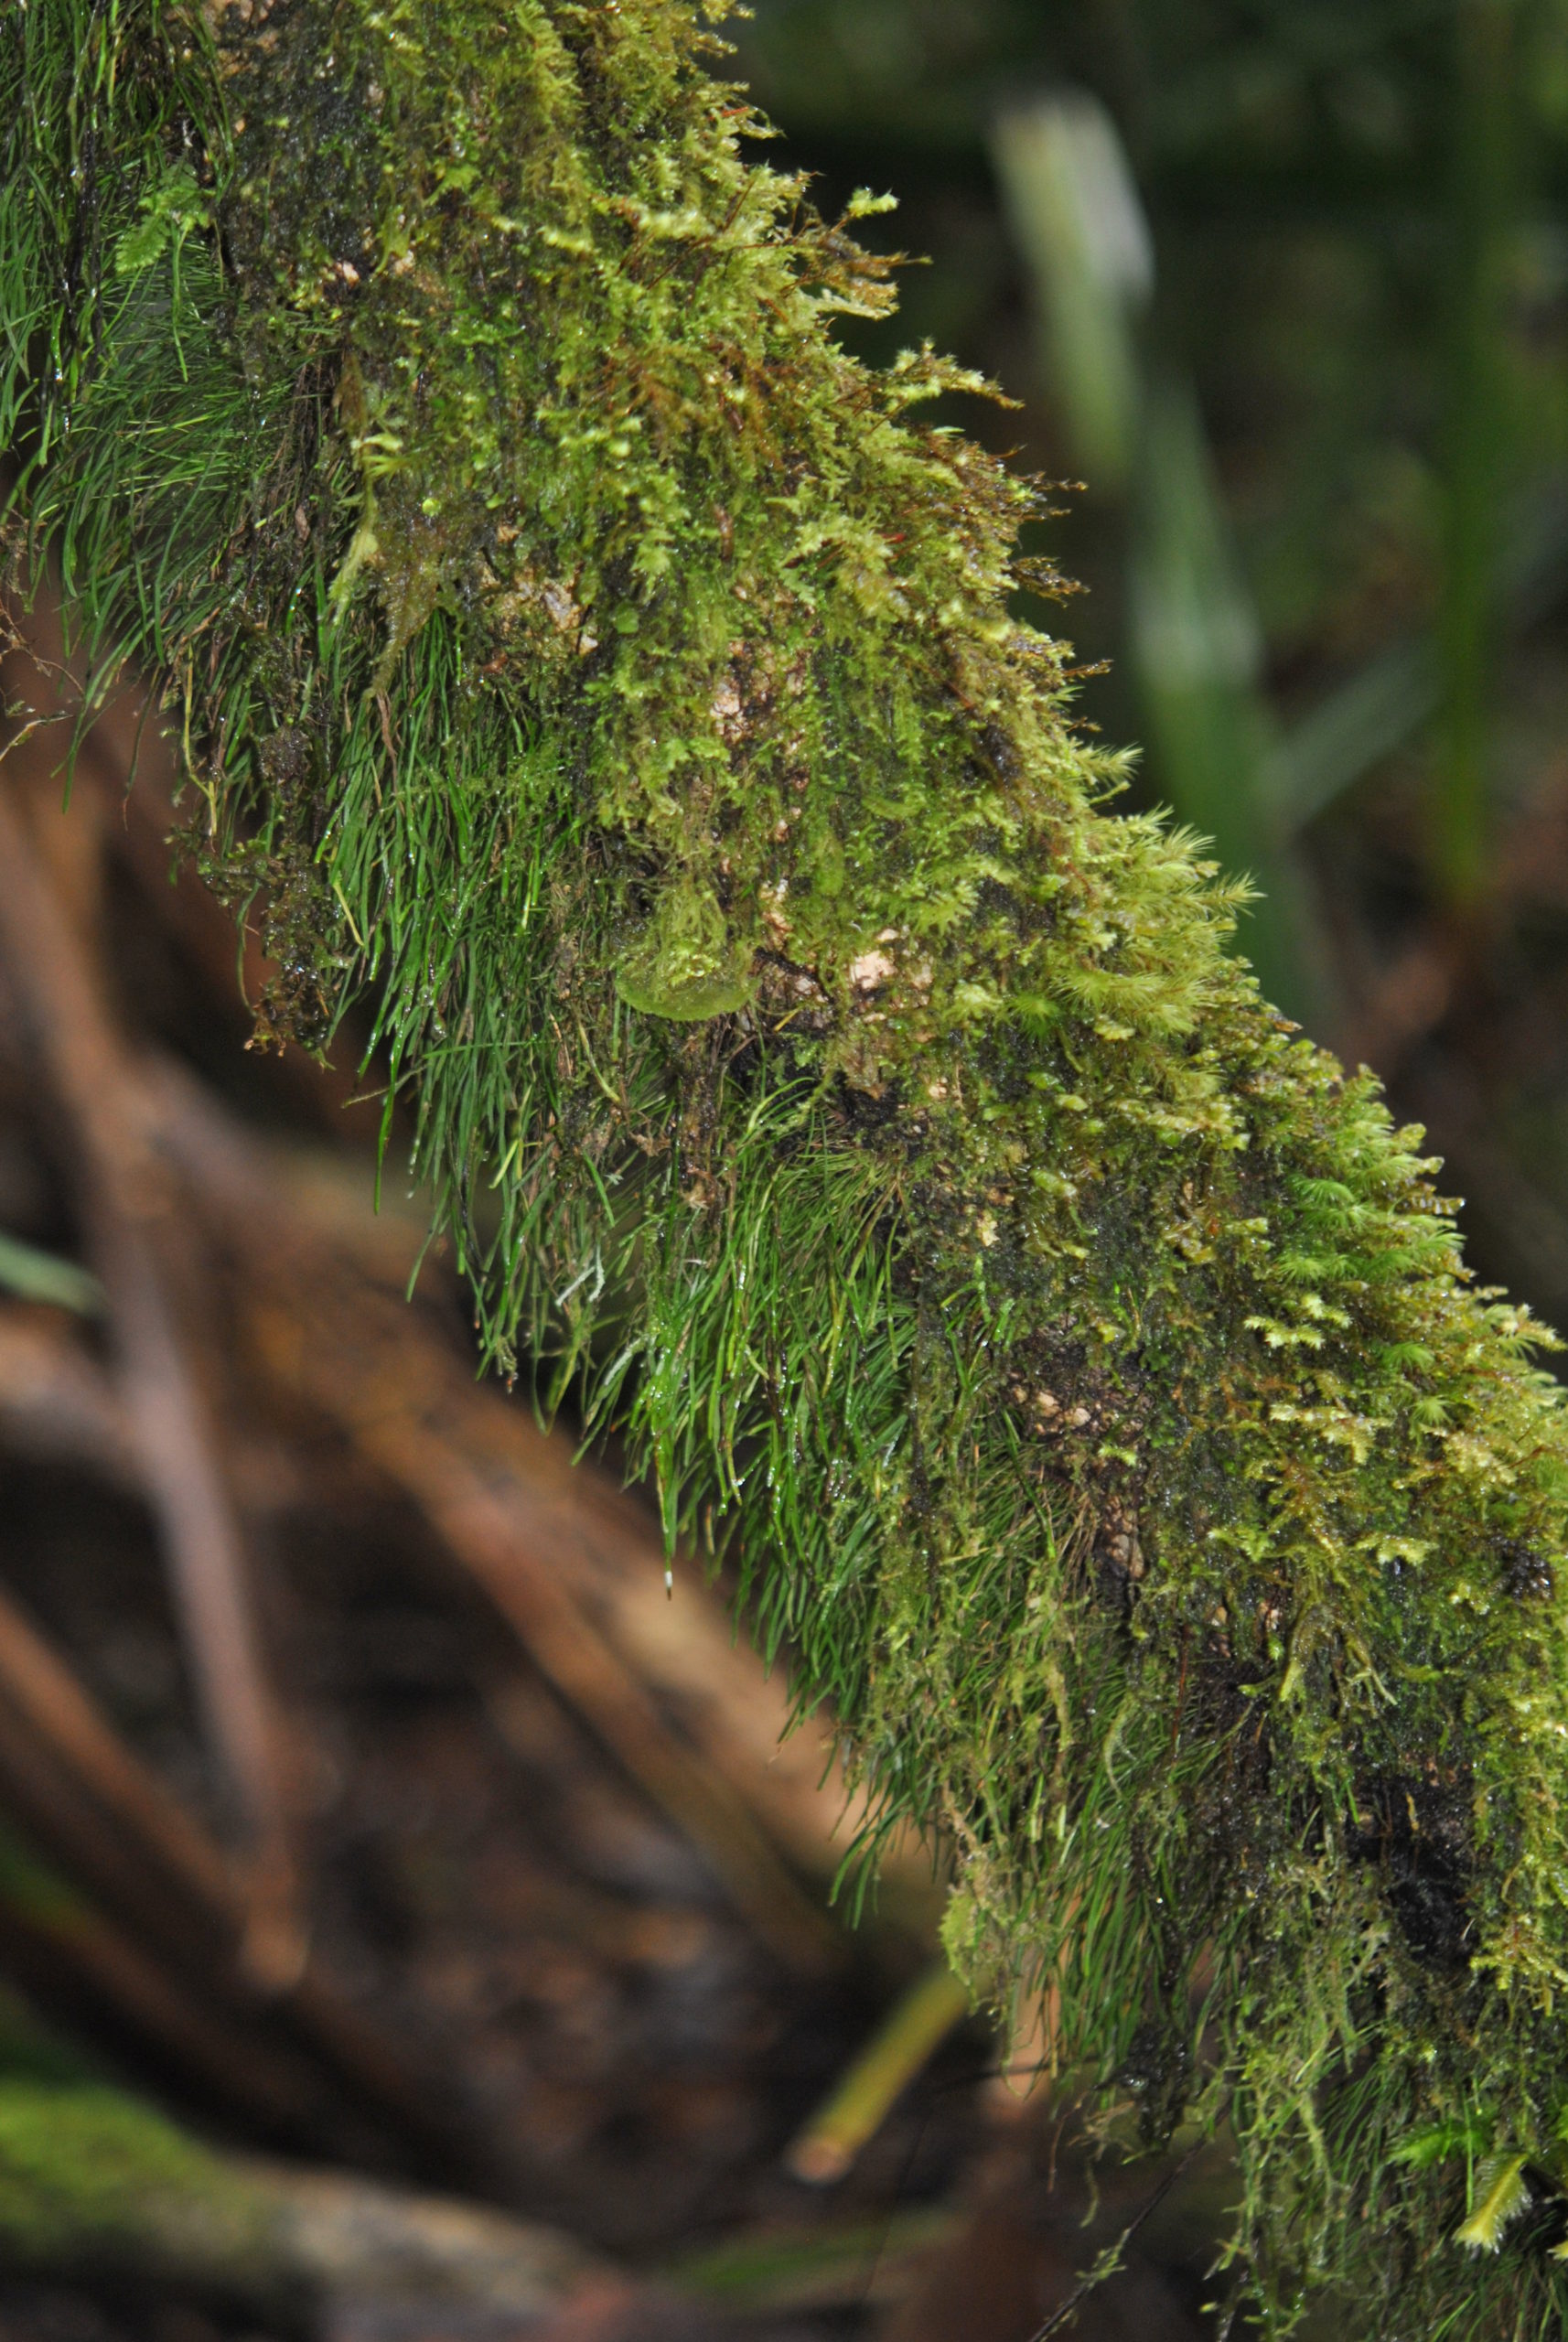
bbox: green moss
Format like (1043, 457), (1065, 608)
(616, 873), (757, 1020)
(0, 2083), (274, 2279)
(10, 2), (1568, 2327)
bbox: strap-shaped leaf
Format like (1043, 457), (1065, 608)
(1455, 2154), (1530, 2253)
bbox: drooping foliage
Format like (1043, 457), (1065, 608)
(8, 0), (1568, 2326)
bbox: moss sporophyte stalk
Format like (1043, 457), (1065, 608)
(7, 0), (1568, 2326)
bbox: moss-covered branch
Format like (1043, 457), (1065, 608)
(7, 1), (1568, 2326)
(0, 2079), (599, 2320)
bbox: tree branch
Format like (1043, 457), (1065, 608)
(6, 2), (1568, 2325)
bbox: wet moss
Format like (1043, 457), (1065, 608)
(11, 1), (1568, 2327)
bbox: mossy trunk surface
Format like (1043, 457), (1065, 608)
(6, 2), (1568, 2327)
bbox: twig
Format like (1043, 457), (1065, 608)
(0, 1299), (374, 1516)
(1025, 2139), (1202, 2342)
(0, 1576), (241, 1915)
(0, 1823), (327, 2130)
(785, 1959), (972, 2184)
(0, 1305), (139, 1482)
(148, 1064), (843, 1972)
(0, 1650), (232, 1968)
(0, 1569), (492, 2181)
(0, 784), (302, 1985)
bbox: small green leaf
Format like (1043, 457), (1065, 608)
(0, 1231), (103, 1316)
(843, 187), (898, 221)
(113, 163), (209, 277)
(1392, 2113), (1491, 2172)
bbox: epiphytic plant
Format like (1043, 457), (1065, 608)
(8, 3), (1568, 2326)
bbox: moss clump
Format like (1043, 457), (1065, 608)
(10, 1), (1568, 2327)
(0, 2082), (276, 2288)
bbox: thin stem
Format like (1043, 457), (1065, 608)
(1026, 2138), (1201, 2342)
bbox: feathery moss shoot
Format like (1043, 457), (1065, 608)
(8, 1), (1568, 2327)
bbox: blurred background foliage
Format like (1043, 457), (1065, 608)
(732, 0), (1568, 1331)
